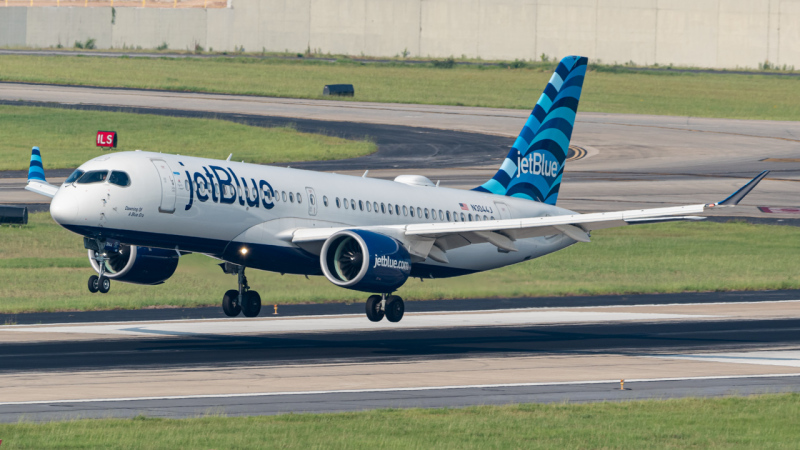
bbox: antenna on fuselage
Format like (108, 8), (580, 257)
(226, 153), (232, 161)
(362, 170), (369, 178)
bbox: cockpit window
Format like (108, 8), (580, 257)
(77, 170), (108, 184)
(109, 171), (130, 187)
(64, 169), (84, 184)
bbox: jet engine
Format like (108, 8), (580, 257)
(88, 245), (180, 285)
(320, 230), (411, 293)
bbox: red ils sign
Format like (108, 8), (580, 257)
(96, 131), (118, 148)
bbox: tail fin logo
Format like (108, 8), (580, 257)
(517, 152), (559, 179)
(473, 55), (587, 205)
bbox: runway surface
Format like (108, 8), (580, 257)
(1, 82), (798, 218)
(2, 296), (800, 421)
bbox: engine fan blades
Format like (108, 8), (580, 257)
(336, 239), (363, 280)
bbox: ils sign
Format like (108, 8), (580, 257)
(96, 131), (118, 148)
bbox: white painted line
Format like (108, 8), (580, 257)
(4, 310), (715, 336)
(3, 373), (800, 406)
(649, 350), (800, 368)
(2, 299), (796, 330)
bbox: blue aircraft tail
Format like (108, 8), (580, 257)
(28, 146), (47, 182)
(473, 55), (587, 205)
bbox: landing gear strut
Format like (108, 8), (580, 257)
(221, 264), (261, 318)
(86, 238), (111, 294)
(365, 294), (404, 323)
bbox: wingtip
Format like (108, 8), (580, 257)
(707, 171), (770, 208)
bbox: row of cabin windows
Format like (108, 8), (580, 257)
(188, 181), (497, 223)
(332, 196), (495, 222)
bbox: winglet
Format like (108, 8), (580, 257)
(28, 146), (46, 182)
(707, 171), (769, 208)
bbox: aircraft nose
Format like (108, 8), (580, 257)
(49, 189), (79, 224)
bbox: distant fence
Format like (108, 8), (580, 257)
(2, 0), (225, 7)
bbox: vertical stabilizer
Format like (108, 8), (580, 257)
(473, 56), (587, 205)
(28, 146), (46, 182)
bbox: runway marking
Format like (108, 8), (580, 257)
(2, 373), (799, 407)
(651, 350), (800, 368)
(4, 310), (715, 336)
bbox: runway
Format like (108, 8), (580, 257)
(1, 82), (799, 218)
(2, 296), (800, 421)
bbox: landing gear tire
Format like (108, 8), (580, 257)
(385, 295), (404, 323)
(222, 289), (241, 317)
(87, 275), (99, 293)
(242, 291), (262, 317)
(365, 295), (384, 322)
(97, 276), (111, 294)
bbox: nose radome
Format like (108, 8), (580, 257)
(49, 189), (79, 224)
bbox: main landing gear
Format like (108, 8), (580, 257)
(221, 265), (261, 318)
(86, 238), (111, 294)
(365, 294), (404, 323)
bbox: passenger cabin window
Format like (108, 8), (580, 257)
(336, 197), (341, 208)
(351, 199), (356, 210)
(359, 200), (364, 211)
(446, 211), (451, 221)
(388, 203), (393, 215)
(297, 193), (302, 204)
(381, 203), (386, 214)
(395, 205), (400, 215)
(323, 196), (329, 207)
(373, 202), (378, 212)
(77, 170), (108, 184)
(108, 171), (130, 187)
(282, 191), (287, 202)
(65, 169), (84, 184)
(417, 207), (422, 218)
(439, 210), (444, 221)
(367, 202), (372, 212)
(409, 207), (414, 217)
(344, 198), (349, 209)
(461, 213), (466, 221)
(403, 206), (408, 216)
(424, 208), (429, 219)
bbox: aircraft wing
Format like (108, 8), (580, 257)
(289, 171), (768, 261)
(25, 180), (59, 198)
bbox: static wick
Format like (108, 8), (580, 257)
(273, 304), (278, 315)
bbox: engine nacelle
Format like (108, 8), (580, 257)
(88, 245), (180, 285)
(320, 230), (411, 293)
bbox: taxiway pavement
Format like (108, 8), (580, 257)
(2, 296), (800, 421)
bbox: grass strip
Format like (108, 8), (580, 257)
(1, 55), (799, 121)
(1, 213), (798, 314)
(1, 394), (799, 449)
(0, 104), (375, 171)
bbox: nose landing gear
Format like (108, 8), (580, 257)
(365, 294), (404, 322)
(86, 238), (111, 294)
(220, 264), (261, 318)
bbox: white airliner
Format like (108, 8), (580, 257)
(24, 56), (768, 322)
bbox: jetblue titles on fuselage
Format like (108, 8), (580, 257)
(184, 164), (275, 212)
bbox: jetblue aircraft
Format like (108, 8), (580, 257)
(25, 56), (768, 322)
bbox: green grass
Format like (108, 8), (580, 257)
(0, 105), (375, 171)
(2, 394), (800, 448)
(1, 55), (799, 120)
(1, 213), (798, 314)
